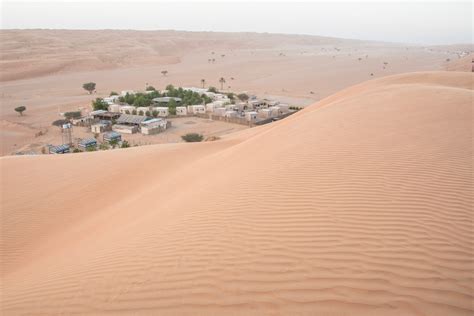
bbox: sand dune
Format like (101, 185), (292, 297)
(1, 71), (473, 315)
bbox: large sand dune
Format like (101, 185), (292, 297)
(1, 71), (473, 315)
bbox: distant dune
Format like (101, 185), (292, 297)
(1, 71), (472, 315)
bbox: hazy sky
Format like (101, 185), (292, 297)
(1, 1), (472, 44)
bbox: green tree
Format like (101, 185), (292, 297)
(208, 86), (218, 93)
(133, 95), (151, 107)
(226, 93), (235, 100)
(138, 110), (144, 116)
(121, 140), (130, 148)
(201, 79), (206, 88)
(82, 82), (96, 94)
(132, 109), (137, 115)
(125, 110), (130, 114)
(124, 93), (135, 105)
(145, 85), (156, 91)
(92, 98), (108, 111)
(14, 106), (26, 116)
(168, 98), (177, 115)
(110, 91), (119, 96)
(237, 93), (249, 102)
(152, 110), (158, 118)
(181, 133), (204, 142)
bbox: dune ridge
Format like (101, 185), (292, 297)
(1, 71), (473, 315)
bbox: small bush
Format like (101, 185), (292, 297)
(182, 133), (204, 142)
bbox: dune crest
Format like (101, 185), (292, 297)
(1, 71), (473, 315)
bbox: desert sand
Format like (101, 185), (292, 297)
(1, 70), (472, 315)
(1, 30), (471, 155)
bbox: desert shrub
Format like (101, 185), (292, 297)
(181, 133), (204, 142)
(64, 111), (82, 120)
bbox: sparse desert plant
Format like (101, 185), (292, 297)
(82, 82), (96, 94)
(121, 140), (130, 148)
(72, 148), (81, 153)
(109, 139), (119, 148)
(125, 110), (130, 114)
(14, 106), (26, 116)
(110, 91), (119, 96)
(181, 133), (204, 142)
(99, 143), (110, 150)
(161, 70), (168, 76)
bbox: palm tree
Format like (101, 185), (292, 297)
(161, 70), (168, 76)
(201, 79), (206, 88)
(219, 77), (226, 90)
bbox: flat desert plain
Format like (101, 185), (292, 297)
(0, 30), (471, 155)
(0, 30), (473, 316)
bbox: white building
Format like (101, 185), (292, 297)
(108, 104), (121, 113)
(176, 106), (187, 116)
(104, 95), (120, 105)
(225, 111), (238, 118)
(269, 106), (281, 117)
(277, 104), (290, 113)
(113, 124), (138, 134)
(214, 107), (227, 117)
(91, 122), (111, 133)
(140, 118), (168, 135)
(152, 107), (169, 117)
(119, 105), (136, 114)
(206, 103), (217, 113)
(136, 107), (150, 116)
(120, 90), (135, 96)
(245, 111), (258, 122)
(187, 105), (206, 114)
(258, 109), (273, 119)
